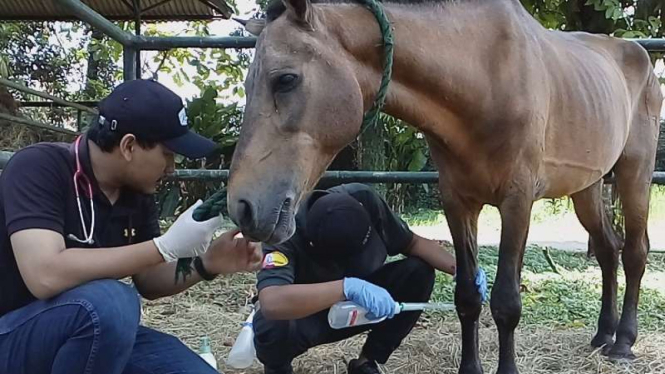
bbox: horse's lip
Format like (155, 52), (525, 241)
(266, 197), (293, 244)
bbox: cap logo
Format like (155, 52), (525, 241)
(361, 226), (372, 246)
(178, 108), (188, 126)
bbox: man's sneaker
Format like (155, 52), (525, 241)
(347, 359), (381, 374)
(264, 365), (294, 374)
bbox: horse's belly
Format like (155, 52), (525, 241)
(540, 114), (629, 198)
(538, 51), (632, 197)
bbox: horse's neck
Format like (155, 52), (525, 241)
(325, 0), (523, 135)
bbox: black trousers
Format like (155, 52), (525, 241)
(253, 257), (436, 371)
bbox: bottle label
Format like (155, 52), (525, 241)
(347, 309), (359, 327)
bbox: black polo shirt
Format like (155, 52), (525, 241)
(256, 183), (414, 292)
(0, 136), (161, 317)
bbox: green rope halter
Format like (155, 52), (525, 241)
(357, 0), (394, 134)
(174, 0), (394, 282)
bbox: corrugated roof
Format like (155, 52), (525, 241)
(0, 0), (234, 21)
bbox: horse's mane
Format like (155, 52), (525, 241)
(266, 0), (464, 22)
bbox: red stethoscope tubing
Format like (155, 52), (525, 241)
(67, 136), (96, 245)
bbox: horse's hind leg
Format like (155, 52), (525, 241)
(608, 106), (659, 359)
(571, 181), (622, 351)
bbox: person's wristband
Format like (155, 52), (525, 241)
(194, 256), (218, 281)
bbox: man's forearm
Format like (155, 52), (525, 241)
(132, 261), (204, 300)
(259, 281), (346, 320)
(14, 238), (165, 300)
(405, 234), (456, 275)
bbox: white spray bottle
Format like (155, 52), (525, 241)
(328, 301), (455, 329)
(226, 307), (257, 369)
(198, 336), (218, 370)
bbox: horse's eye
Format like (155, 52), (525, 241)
(274, 74), (299, 92)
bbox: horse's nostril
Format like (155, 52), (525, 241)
(237, 199), (255, 228)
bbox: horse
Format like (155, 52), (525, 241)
(226, 0), (663, 372)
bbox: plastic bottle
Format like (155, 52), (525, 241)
(226, 308), (257, 369)
(328, 300), (455, 329)
(198, 336), (218, 370)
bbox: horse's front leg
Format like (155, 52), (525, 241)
(440, 190), (484, 374)
(491, 191), (533, 374)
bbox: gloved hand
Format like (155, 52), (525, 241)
(153, 200), (222, 262)
(475, 267), (488, 304)
(343, 277), (397, 320)
(453, 267), (489, 304)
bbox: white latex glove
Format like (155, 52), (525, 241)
(153, 200), (222, 262)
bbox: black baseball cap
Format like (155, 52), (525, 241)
(305, 193), (380, 258)
(97, 79), (217, 159)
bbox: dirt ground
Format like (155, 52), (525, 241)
(141, 272), (665, 374)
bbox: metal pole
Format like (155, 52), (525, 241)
(632, 38), (665, 52)
(0, 148), (663, 185)
(55, 0), (665, 53)
(76, 109), (82, 132)
(55, 0), (135, 46)
(123, 46), (137, 81)
(0, 151), (12, 167)
(0, 113), (80, 136)
(157, 170), (665, 185)
(136, 36), (257, 50)
(0, 78), (97, 114)
(133, 0), (142, 79)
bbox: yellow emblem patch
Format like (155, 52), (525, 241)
(262, 251), (289, 269)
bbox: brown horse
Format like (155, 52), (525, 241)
(227, 0), (662, 372)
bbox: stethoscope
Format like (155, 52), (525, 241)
(67, 135), (96, 245)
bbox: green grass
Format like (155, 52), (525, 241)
(403, 186), (665, 227)
(427, 246), (665, 331)
(650, 185), (665, 221)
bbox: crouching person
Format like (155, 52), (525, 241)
(253, 183), (487, 374)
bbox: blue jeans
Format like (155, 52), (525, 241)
(0, 279), (218, 374)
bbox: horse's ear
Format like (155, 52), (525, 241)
(282, 0), (312, 25)
(234, 18), (267, 36)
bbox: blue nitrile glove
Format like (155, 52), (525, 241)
(475, 267), (488, 304)
(453, 267), (489, 304)
(343, 277), (397, 320)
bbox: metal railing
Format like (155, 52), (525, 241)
(0, 78), (92, 135)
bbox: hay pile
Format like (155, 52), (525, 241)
(0, 86), (75, 151)
(141, 273), (665, 374)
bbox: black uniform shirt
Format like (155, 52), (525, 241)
(256, 183), (414, 291)
(0, 137), (161, 317)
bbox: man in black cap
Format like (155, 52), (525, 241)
(0, 79), (262, 374)
(253, 183), (488, 374)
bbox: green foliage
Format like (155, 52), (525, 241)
(428, 245), (665, 330)
(377, 114), (432, 212)
(147, 21), (249, 98)
(155, 85), (243, 218)
(187, 86), (242, 145)
(0, 21), (120, 130)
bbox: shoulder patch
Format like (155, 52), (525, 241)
(262, 251), (289, 269)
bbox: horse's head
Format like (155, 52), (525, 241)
(228, 0), (366, 243)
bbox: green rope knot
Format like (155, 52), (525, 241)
(174, 188), (228, 283)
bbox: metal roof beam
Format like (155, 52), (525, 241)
(57, 0), (136, 46)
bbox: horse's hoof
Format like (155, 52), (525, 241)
(600, 344), (614, 356)
(459, 363), (483, 374)
(496, 365), (519, 374)
(607, 345), (636, 361)
(590, 334), (614, 350)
